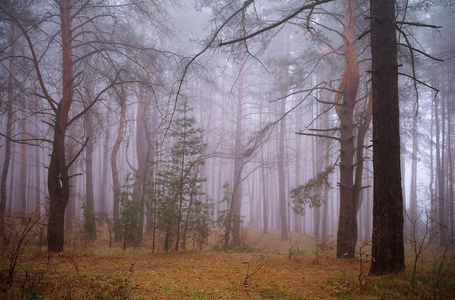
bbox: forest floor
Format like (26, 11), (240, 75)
(1, 227), (454, 299)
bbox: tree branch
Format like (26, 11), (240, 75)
(66, 137), (89, 171)
(0, 5), (57, 112)
(295, 131), (340, 141)
(398, 72), (440, 92)
(218, 0), (335, 46)
(396, 21), (441, 29)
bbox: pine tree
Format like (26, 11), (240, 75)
(154, 98), (210, 251)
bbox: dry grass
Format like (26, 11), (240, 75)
(1, 226), (454, 299)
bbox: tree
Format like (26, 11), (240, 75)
(154, 98), (208, 251)
(171, 98), (207, 251)
(111, 87), (127, 243)
(369, 0), (405, 275)
(287, 0), (371, 258)
(118, 173), (144, 250)
(0, 27), (15, 241)
(0, 0), (166, 252)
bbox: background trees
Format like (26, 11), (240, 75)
(0, 0), (453, 269)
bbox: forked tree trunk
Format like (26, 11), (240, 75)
(335, 0), (360, 259)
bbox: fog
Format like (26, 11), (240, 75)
(0, 0), (454, 253)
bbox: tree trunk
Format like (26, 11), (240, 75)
(19, 112), (27, 224)
(278, 85), (288, 241)
(111, 86), (128, 242)
(229, 53), (246, 248)
(409, 103), (419, 237)
(34, 129), (41, 213)
(134, 87), (151, 241)
(436, 76), (448, 245)
(47, 0), (74, 252)
(448, 97), (454, 243)
(0, 36), (15, 240)
(98, 108), (111, 227)
(369, 0), (405, 275)
(84, 115), (96, 240)
(335, 0), (360, 259)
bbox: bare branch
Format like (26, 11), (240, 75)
(66, 137), (89, 171)
(0, 5), (56, 112)
(397, 42), (443, 62)
(219, 0), (335, 46)
(295, 131), (340, 141)
(396, 21), (441, 29)
(398, 72), (440, 92)
(0, 133), (52, 146)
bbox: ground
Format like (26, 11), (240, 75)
(1, 227), (454, 299)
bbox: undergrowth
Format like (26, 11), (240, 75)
(1, 221), (454, 299)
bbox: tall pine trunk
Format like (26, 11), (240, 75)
(369, 0), (405, 275)
(0, 32), (15, 240)
(111, 86), (128, 242)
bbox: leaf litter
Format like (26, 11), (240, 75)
(1, 228), (454, 299)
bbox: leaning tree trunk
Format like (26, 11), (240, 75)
(369, 0), (405, 275)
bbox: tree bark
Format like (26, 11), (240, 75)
(335, 0), (360, 259)
(111, 86), (128, 242)
(47, 0), (74, 252)
(278, 81), (288, 241)
(409, 103), (419, 237)
(0, 34), (15, 240)
(84, 114), (96, 240)
(229, 53), (245, 248)
(98, 108), (111, 227)
(19, 111), (27, 224)
(369, 0), (405, 275)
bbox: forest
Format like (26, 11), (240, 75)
(0, 0), (454, 299)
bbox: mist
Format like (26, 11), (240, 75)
(1, 0), (454, 256)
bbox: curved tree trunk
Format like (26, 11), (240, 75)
(335, 0), (360, 259)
